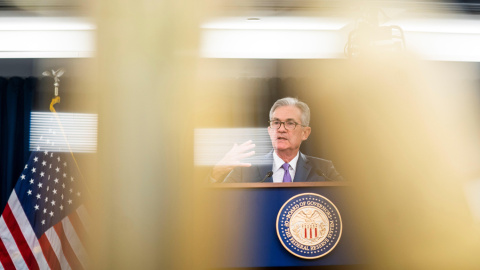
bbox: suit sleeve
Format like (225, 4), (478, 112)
(223, 167), (242, 183)
(205, 167), (241, 183)
(324, 160), (344, 181)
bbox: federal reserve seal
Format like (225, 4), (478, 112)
(276, 193), (342, 259)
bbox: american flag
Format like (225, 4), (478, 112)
(0, 131), (90, 269)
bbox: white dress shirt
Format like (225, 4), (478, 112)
(272, 151), (299, 183)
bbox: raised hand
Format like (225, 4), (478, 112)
(211, 140), (255, 182)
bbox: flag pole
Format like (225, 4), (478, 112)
(42, 69), (92, 197)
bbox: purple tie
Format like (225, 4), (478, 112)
(282, 163), (292, 182)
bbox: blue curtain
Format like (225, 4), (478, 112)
(0, 77), (36, 212)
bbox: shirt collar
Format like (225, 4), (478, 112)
(272, 151), (300, 173)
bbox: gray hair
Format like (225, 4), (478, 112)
(269, 97), (310, 127)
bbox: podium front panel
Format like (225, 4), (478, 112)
(204, 183), (363, 269)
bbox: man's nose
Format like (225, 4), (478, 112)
(278, 123), (288, 131)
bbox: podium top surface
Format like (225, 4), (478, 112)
(209, 182), (349, 188)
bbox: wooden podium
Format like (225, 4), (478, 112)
(203, 182), (364, 269)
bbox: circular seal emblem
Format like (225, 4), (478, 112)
(276, 193), (342, 259)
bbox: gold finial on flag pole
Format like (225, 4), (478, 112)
(42, 68), (65, 113)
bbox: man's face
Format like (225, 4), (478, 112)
(268, 105), (311, 154)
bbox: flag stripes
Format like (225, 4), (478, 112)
(0, 231), (15, 270)
(39, 234), (61, 270)
(44, 228), (71, 270)
(66, 213), (87, 248)
(61, 218), (88, 269)
(0, 216), (29, 269)
(2, 204), (40, 270)
(8, 191), (49, 269)
(53, 222), (83, 270)
(0, 191), (90, 269)
(75, 206), (90, 234)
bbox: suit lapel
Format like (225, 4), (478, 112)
(294, 152), (312, 182)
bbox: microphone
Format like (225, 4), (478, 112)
(259, 171), (273, 183)
(316, 169), (334, 181)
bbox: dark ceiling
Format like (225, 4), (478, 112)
(215, 0), (480, 15)
(0, 0), (479, 13)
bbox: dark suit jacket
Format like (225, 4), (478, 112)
(223, 151), (343, 183)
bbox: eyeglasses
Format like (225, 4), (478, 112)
(269, 120), (305, 130)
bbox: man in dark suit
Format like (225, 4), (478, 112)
(211, 97), (343, 183)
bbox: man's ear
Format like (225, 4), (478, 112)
(302, 127), (311, 141)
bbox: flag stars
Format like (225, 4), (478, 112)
(36, 146), (40, 151)
(34, 205), (39, 210)
(60, 205), (64, 210)
(31, 168), (36, 173)
(36, 194), (41, 199)
(62, 183), (65, 189)
(40, 172), (45, 177)
(55, 167), (60, 173)
(41, 220), (45, 225)
(20, 174), (26, 180)
(29, 179), (34, 184)
(27, 190), (32, 195)
(53, 189), (57, 194)
(38, 183), (43, 188)
(42, 161), (47, 166)
(51, 200), (56, 206)
(34, 157), (38, 162)
(61, 194), (64, 200)
(44, 150), (48, 155)
(77, 192), (81, 197)
(70, 177), (74, 182)
(49, 211), (54, 217)
(57, 156), (60, 162)
(63, 173), (67, 178)
(43, 209), (47, 214)
(54, 178), (59, 184)
(45, 197), (48, 202)
(69, 188), (73, 193)
(68, 199), (73, 205)
(24, 164), (28, 169)
(63, 162), (67, 167)
(46, 186), (50, 192)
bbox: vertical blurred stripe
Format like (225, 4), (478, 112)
(304, 52), (480, 269)
(92, 0), (204, 269)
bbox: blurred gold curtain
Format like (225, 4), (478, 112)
(92, 1), (203, 269)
